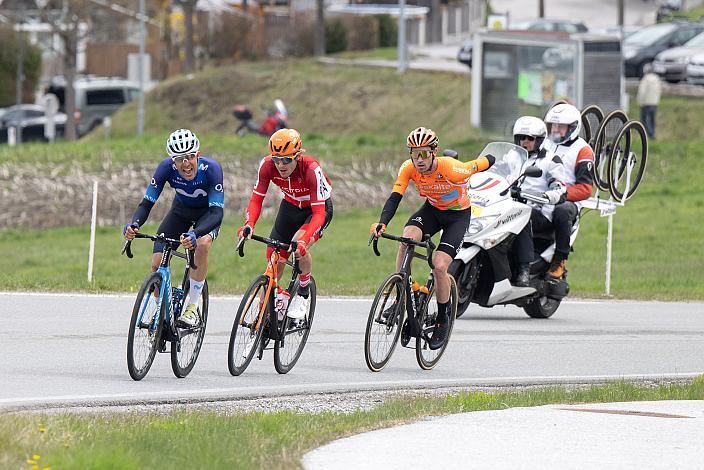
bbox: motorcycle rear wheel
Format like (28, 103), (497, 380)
(523, 296), (560, 319)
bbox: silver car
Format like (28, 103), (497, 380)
(686, 52), (704, 84)
(652, 31), (704, 83)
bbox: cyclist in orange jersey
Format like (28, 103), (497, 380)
(370, 127), (494, 349)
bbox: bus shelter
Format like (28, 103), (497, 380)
(470, 30), (623, 135)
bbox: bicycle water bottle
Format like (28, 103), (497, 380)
(172, 287), (185, 316)
(275, 287), (291, 321)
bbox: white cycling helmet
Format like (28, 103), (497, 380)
(544, 103), (581, 145)
(512, 116), (547, 153)
(166, 128), (200, 158)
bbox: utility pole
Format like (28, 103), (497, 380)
(398, 0), (407, 73)
(15, 7), (25, 144)
(137, 0), (145, 136)
(539, 0), (545, 18)
(618, 0), (625, 32)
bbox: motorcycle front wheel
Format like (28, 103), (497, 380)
(448, 259), (477, 318)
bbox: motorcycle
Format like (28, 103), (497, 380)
(233, 99), (289, 137)
(448, 142), (575, 319)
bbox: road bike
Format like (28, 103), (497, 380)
(364, 232), (457, 372)
(123, 233), (208, 380)
(228, 234), (316, 375)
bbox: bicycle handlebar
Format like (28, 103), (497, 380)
(237, 233), (293, 258)
(122, 233), (197, 270)
(368, 232), (436, 270)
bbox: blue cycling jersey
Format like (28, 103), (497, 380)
(144, 156), (225, 209)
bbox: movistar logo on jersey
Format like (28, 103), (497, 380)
(199, 163), (209, 171)
(176, 188), (208, 198)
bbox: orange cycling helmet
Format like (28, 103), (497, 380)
(269, 128), (302, 156)
(406, 126), (438, 149)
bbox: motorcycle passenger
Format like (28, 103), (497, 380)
(237, 128), (333, 320)
(542, 103), (595, 279)
(510, 116), (567, 287)
(123, 129), (225, 327)
(370, 127), (494, 350)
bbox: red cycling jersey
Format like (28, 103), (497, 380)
(245, 155), (332, 244)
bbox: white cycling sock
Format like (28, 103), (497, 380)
(187, 278), (204, 306)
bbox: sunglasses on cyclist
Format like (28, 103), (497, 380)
(409, 148), (434, 160)
(271, 155), (295, 165)
(516, 134), (536, 142)
(172, 154), (197, 165)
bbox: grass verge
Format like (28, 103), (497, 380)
(2, 378), (703, 469)
(2, 199), (703, 299)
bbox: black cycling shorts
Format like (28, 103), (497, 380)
(153, 200), (220, 253)
(405, 201), (470, 257)
(270, 198), (334, 244)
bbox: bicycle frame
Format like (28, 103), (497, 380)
(237, 234), (301, 342)
(371, 232), (436, 339)
(124, 234), (196, 341)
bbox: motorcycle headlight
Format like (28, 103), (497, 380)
(465, 215), (497, 236)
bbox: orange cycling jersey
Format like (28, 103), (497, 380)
(392, 156), (492, 210)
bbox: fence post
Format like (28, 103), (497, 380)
(605, 210), (614, 296)
(88, 180), (98, 283)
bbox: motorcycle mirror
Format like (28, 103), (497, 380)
(442, 149), (459, 159)
(524, 167), (543, 178)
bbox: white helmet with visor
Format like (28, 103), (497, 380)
(544, 103), (581, 145)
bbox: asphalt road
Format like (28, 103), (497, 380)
(1, 293), (702, 411)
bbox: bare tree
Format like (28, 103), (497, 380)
(38, 0), (93, 141)
(173, 0), (198, 73)
(314, 0), (325, 56)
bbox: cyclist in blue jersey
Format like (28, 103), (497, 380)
(123, 129), (225, 327)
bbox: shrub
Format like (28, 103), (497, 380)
(0, 25), (41, 107)
(375, 14), (397, 47)
(343, 15), (379, 51)
(325, 18), (347, 54)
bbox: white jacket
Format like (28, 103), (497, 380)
(519, 148), (567, 221)
(637, 72), (662, 106)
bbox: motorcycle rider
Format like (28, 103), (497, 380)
(370, 127), (494, 350)
(510, 116), (567, 287)
(542, 103), (595, 279)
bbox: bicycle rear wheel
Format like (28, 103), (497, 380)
(607, 120), (648, 202)
(580, 104), (604, 147)
(228, 275), (268, 376)
(364, 273), (405, 372)
(416, 276), (457, 370)
(274, 278), (317, 374)
(171, 280), (209, 378)
(127, 272), (164, 381)
(592, 109), (628, 192)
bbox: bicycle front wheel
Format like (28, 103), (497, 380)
(416, 276), (457, 370)
(364, 273), (405, 372)
(274, 278), (317, 374)
(127, 272), (164, 381)
(171, 280), (209, 378)
(228, 275), (268, 376)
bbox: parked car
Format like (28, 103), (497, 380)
(510, 19), (588, 33)
(457, 19), (588, 68)
(652, 31), (704, 82)
(686, 52), (704, 84)
(0, 104), (66, 144)
(623, 21), (704, 78)
(46, 75), (141, 137)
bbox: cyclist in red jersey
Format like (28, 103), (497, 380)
(237, 128), (333, 320)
